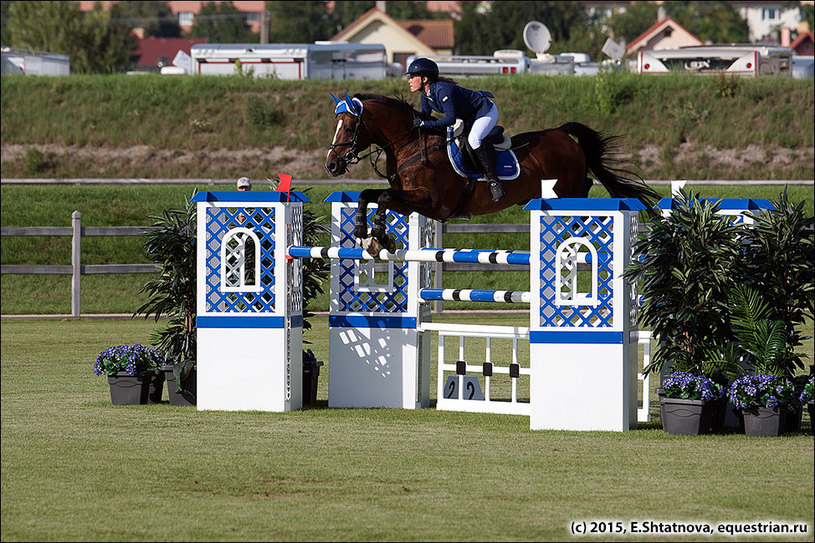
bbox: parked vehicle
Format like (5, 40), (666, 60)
(190, 43), (387, 80)
(637, 45), (792, 77)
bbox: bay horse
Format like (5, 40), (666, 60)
(324, 93), (658, 253)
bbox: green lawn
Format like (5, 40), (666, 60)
(1, 314), (813, 542)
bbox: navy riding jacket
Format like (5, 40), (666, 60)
(419, 80), (495, 130)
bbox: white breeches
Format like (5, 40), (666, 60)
(467, 102), (499, 150)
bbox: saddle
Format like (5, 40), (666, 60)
(446, 119), (520, 181)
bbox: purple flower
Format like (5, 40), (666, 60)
(663, 372), (722, 401)
(727, 374), (794, 409)
(93, 344), (167, 376)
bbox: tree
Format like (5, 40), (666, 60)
(267, 1), (335, 43)
(189, 1), (257, 43)
(110, 1), (181, 38)
(7, 1), (134, 73)
(455, 1), (586, 56)
(605, 2), (659, 45)
(331, 1), (374, 35)
(385, 1), (436, 21)
(664, 1), (749, 44)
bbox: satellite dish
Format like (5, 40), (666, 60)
(601, 37), (626, 62)
(523, 21), (551, 59)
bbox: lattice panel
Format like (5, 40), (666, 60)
(204, 205), (277, 313)
(336, 206), (410, 314)
(537, 215), (615, 328)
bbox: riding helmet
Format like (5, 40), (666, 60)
(403, 57), (439, 77)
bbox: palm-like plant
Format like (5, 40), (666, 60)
(727, 284), (792, 377)
(134, 194), (197, 378)
(739, 189), (814, 378)
(624, 189), (743, 377)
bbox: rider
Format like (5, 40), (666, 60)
(405, 57), (506, 203)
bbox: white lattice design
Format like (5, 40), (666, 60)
(221, 228), (261, 293)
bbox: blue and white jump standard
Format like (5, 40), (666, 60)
(321, 191), (434, 409)
(525, 198), (645, 431)
(192, 190), (307, 412)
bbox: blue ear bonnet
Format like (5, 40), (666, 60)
(330, 92), (363, 116)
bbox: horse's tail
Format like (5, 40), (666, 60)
(558, 122), (659, 208)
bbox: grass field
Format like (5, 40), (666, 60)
(1, 314), (813, 542)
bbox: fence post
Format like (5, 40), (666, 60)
(433, 222), (443, 314)
(71, 211), (81, 317)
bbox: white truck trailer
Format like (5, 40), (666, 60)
(190, 43), (387, 80)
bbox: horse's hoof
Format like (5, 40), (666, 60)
(381, 235), (397, 254)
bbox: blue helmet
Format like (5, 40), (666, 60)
(403, 57), (439, 77)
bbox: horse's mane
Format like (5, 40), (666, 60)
(354, 93), (416, 116)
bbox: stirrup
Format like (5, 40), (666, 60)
(489, 180), (505, 202)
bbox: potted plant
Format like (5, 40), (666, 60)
(624, 190), (744, 433)
(726, 374), (796, 437)
(135, 193), (198, 406)
(94, 344), (168, 405)
(738, 189), (814, 430)
(657, 372), (724, 435)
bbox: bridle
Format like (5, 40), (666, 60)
(328, 106), (423, 181)
(327, 112), (366, 166)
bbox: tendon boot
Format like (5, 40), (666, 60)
(473, 145), (505, 202)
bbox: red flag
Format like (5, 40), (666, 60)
(276, 173), (292, 195)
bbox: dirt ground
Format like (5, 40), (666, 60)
(1, 142), (813, 180)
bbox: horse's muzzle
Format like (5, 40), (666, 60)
(324, 157), (346, 177)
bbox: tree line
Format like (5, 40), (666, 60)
(1, 1), (812, 74)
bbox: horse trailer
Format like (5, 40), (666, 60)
(190, 43), (387, 80)
(637, 45), (792, 77)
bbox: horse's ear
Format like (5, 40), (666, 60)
(343, 93), (355, 111)
(329, 92), (341, 104)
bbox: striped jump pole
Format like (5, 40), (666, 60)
(287, 246), (535, 265)
(419, 288), (531, 304)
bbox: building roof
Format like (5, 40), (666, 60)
(331, 8), (455, 55)
(626, 16), (703, 54)
(790, 31), (814, 56)
(134, 37), (207, 67)
(331, 8), (441, 57)
(397, 19), (454, 50)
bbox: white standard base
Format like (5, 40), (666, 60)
(197, 327), (302, 412)
(328, 327), (430, 409)
(529, 343), (637, 431)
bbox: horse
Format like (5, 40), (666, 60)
(324, 93), (658, 253)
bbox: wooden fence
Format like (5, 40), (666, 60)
(1, 213), (546, 316)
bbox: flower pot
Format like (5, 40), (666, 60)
(162, 364), (196, 406)
(737, 405), (786, 437)
(107, 370), (164, 405)
(657, 389), (720, 435)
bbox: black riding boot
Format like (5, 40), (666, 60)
(473, 145), (505, 203)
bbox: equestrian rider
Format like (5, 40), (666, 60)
(405, 57), (506, 203)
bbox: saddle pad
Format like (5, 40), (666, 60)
(446, 128), (520, 181)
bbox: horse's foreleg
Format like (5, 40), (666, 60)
(369, 188), (436, 253)
(355, 189), (385, 240)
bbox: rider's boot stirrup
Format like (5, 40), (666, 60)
(474, 146), (505, 203)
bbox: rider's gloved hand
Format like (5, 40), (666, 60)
(413, 118), (425, 128)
